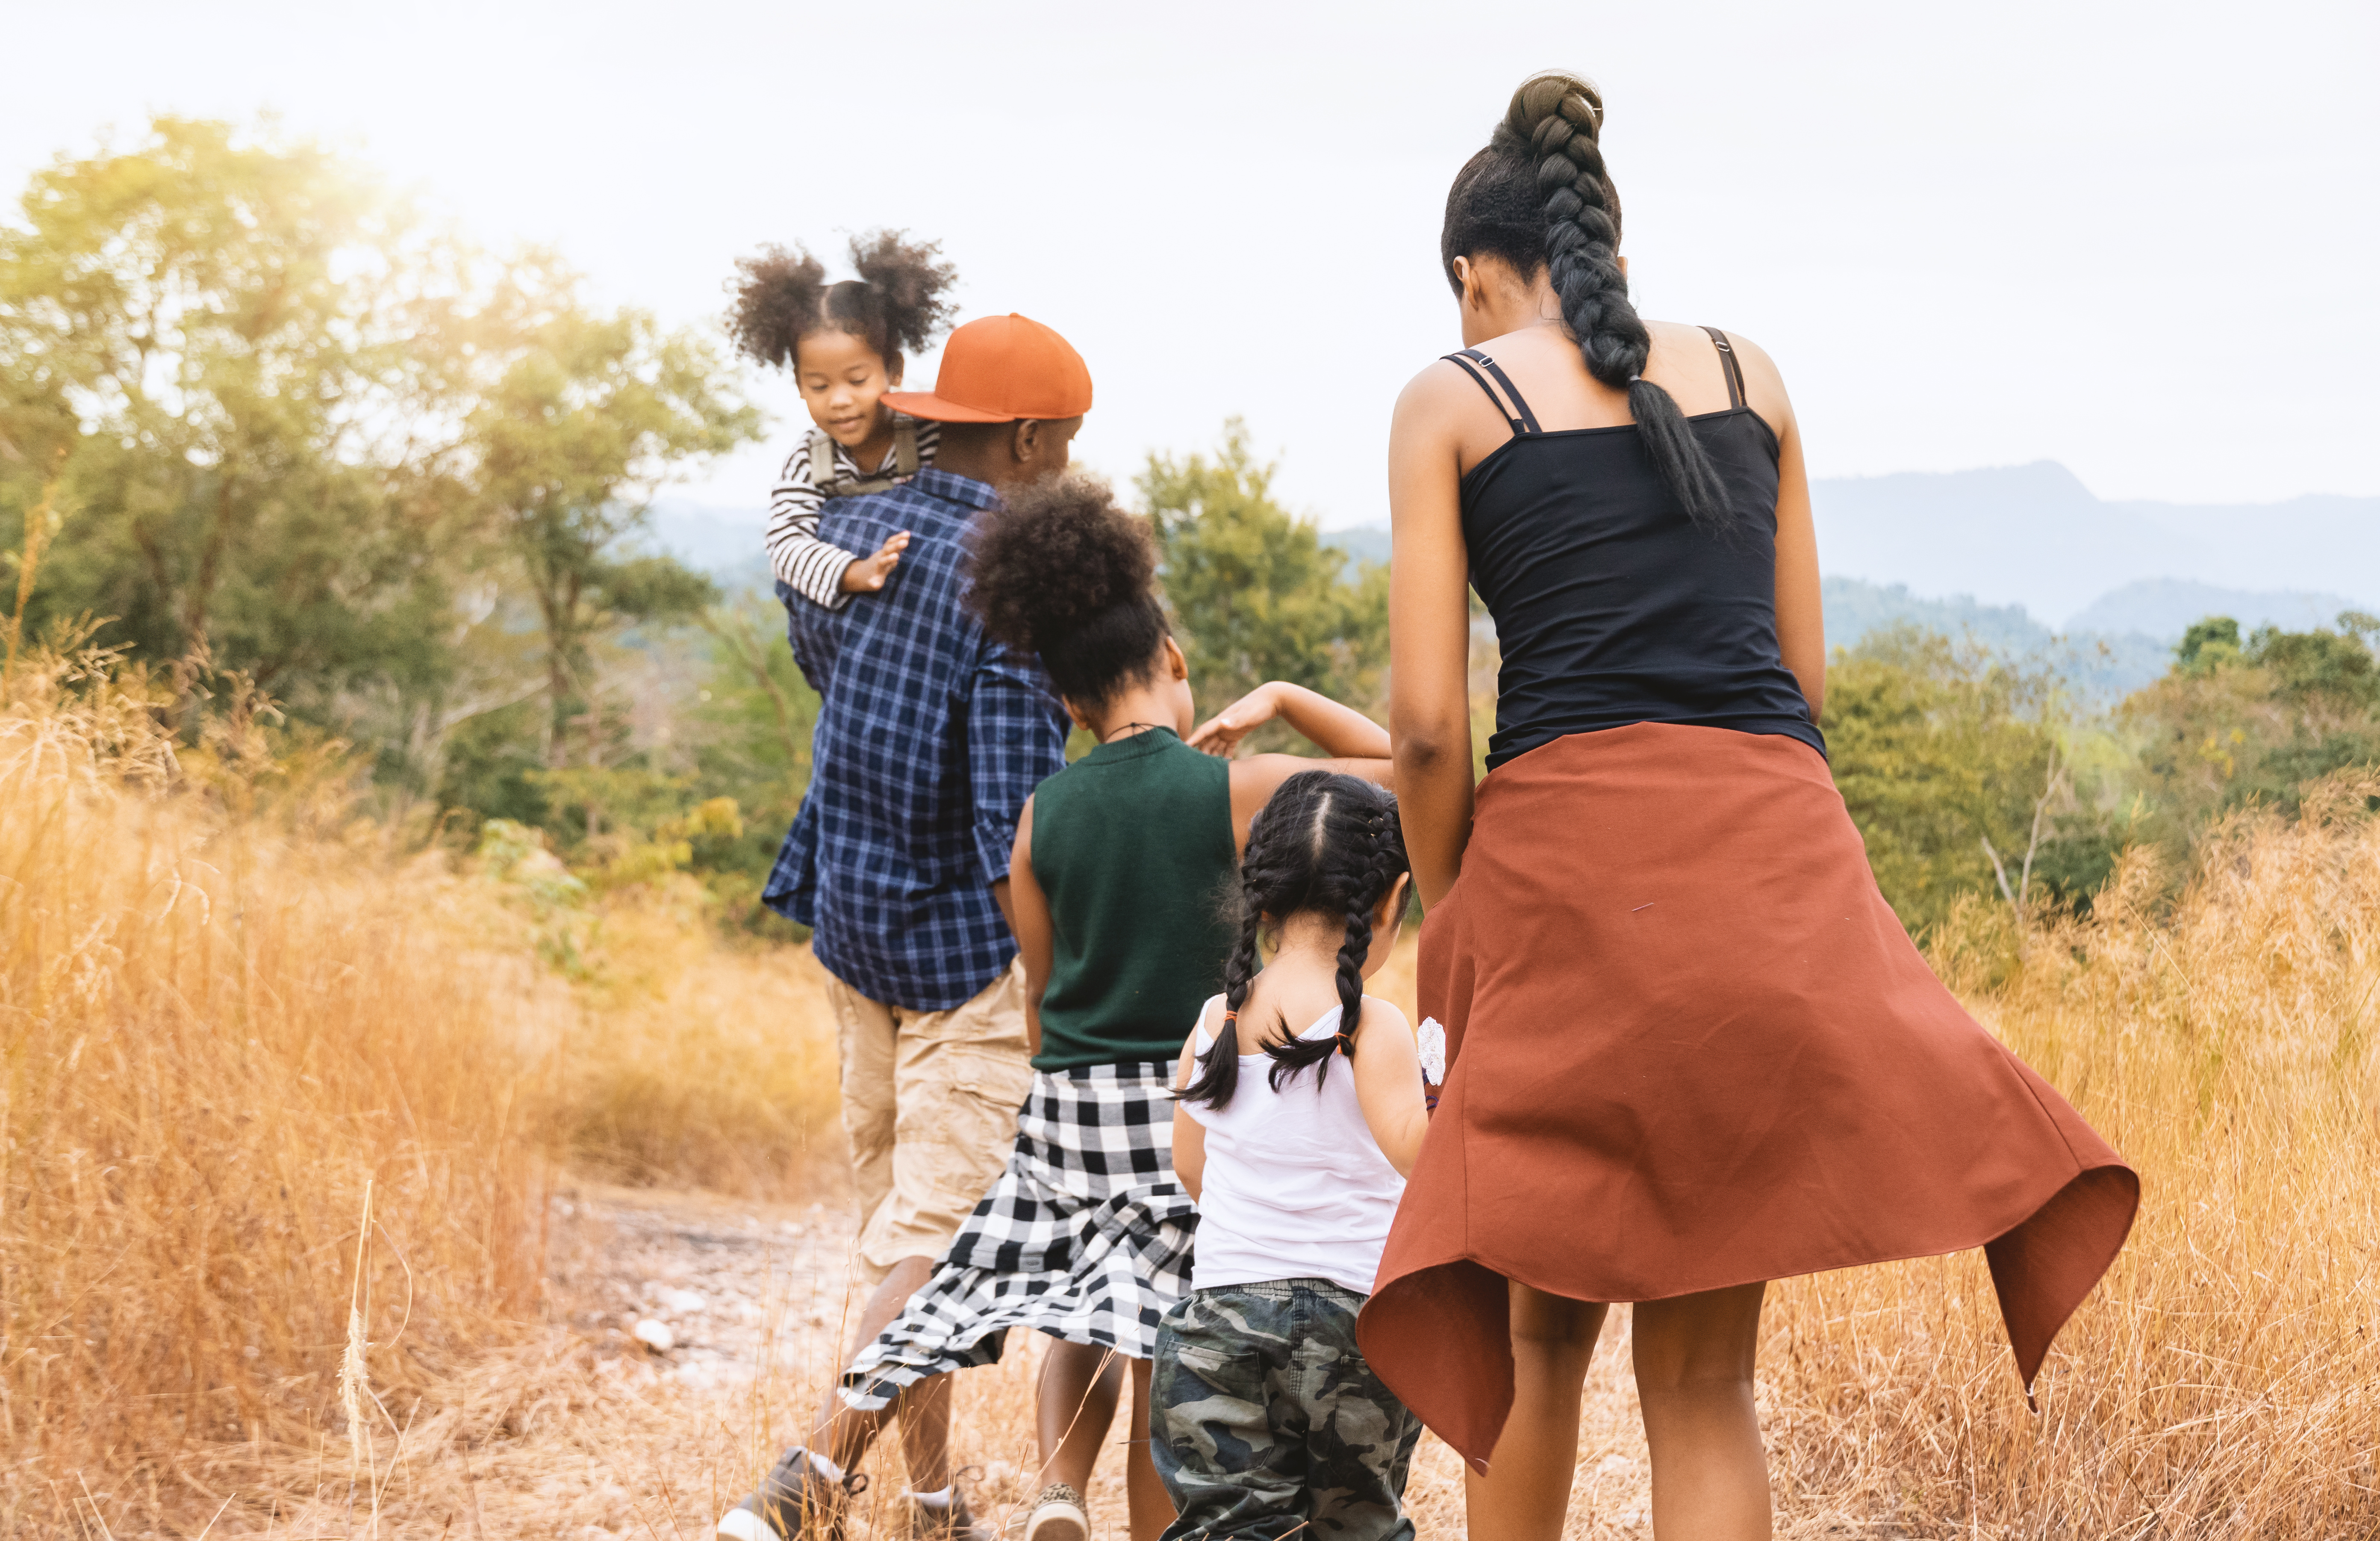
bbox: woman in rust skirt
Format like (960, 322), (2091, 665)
(1367, 72), (2138, 1540)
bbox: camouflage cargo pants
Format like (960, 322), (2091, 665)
(1150, 1279), (1422, 1541)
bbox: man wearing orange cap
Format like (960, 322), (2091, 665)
(737, 316), (1094, 1541)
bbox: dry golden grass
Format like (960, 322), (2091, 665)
(1745, 778), (2380, 1536)
(0, 654), (840, 1532)
(0, 652), (560, 1528)
(6, 650), (2378, 1536)
(551, 896), (845, 1202)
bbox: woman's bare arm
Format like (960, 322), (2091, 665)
(1727, 332), (1825, 721)
(1007, 798), (1053, 1057)
(1387, 368), (1479, 907)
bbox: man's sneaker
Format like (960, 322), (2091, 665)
(1022, 1483), (1089, 1541)
(908, 1480), (996, 1541)
(714, 1447), (867, 1541)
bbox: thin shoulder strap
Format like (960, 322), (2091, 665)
(1700, 326), (1747, 411)
(1441, 348), (1543, 436)
(891, 419), (919, 477)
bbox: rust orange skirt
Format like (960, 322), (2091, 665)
(1357, 723), (2138, 1469)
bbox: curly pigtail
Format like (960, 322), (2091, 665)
(725, 245), (828, 371)
(846, 230), (957, 359)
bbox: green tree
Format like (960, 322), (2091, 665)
(459, 258), (762, 765)
(1826, 626), (2081, 935)
(0, 118), (463, 715)
(1138, 419), (1387, 735)
(2123, 611), (2380, 847)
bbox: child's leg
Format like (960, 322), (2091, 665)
(1632, 1282), (1770, 1541)
(1123, 1358), (1173, 1541)
(1461, 1280), (1608, 1541)
(807, 1256), (938, 1476)
(1149, 1287), (1305, 1539)
(1296, 1282), (1423, 1541)
(1036, 1338), (1124, 1492)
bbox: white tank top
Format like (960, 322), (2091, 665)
(1181, 993), (1407, 1297)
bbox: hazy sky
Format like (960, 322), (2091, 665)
(8, 1), (2374, 528)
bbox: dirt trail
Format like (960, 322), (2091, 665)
(514, 1184), (1662, 1540)
(258, 1182), (1667, 1539)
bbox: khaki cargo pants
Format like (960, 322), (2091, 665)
(828, 959), (1035, 1283)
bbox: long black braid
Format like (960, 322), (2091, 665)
(1441, 72), (1739, 537)
(1177, 772), (1411, 1111)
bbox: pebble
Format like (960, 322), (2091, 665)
(632, 1318), (676, 1352)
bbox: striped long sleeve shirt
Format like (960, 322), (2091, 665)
(763, 415), (942, 608)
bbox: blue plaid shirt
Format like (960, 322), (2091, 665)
(763, 467), (1070, 1010)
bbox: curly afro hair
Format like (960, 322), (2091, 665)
(965, 472), (1170, 710)
(725, 229), (957, 373)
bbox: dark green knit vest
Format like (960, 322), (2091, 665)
(1028, 727), (1236, 1072)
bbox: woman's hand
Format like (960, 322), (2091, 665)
(1187, 682), (1282, 757)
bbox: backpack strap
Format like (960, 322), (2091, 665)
(807, 428), (851, 498)
(811, 424), (916, 501)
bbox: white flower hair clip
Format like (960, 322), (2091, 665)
(1416, 1017), (1447, 1085)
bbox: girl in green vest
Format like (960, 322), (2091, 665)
(837, 472), (1393, 1541)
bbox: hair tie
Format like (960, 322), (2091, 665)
(1627, 373), (1643, 384)
(1335, 1030), (1356, 1057)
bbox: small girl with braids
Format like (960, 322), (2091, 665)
(726, 230), (957, 614)
(832, 473), (1394, 1541)
(1156, 770), (1431, 1541)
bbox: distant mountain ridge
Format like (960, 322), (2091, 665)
(654, 460), (2378, 703)
(1817, 578), (2173, 700)
(1810, 462), (2380, 625)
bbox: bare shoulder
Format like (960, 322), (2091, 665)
(1358, 994), (1413, 1040)
(1647, 318), (1794, 434)
(1708, 327), (1789, 398)
(1393, 354), (1483, 420)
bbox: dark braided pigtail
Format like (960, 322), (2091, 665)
(1180, 772), (1411, 1110)
(1443, 73), (1741, 537)
(1176, 892), (1266, 1111)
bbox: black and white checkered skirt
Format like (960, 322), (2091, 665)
(840, 1062), (1197, 1409)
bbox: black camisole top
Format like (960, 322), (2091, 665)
(1448, 329), (1825, 772)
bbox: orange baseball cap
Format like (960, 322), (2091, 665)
(884, 313), (1093, 423)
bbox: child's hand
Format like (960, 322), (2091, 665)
(839, 531), (911, 594)
(1186, 682), (1283, 757)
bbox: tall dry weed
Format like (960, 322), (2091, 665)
(1753, 774), (2380, 1536)
(0, 651), (561, 1524)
